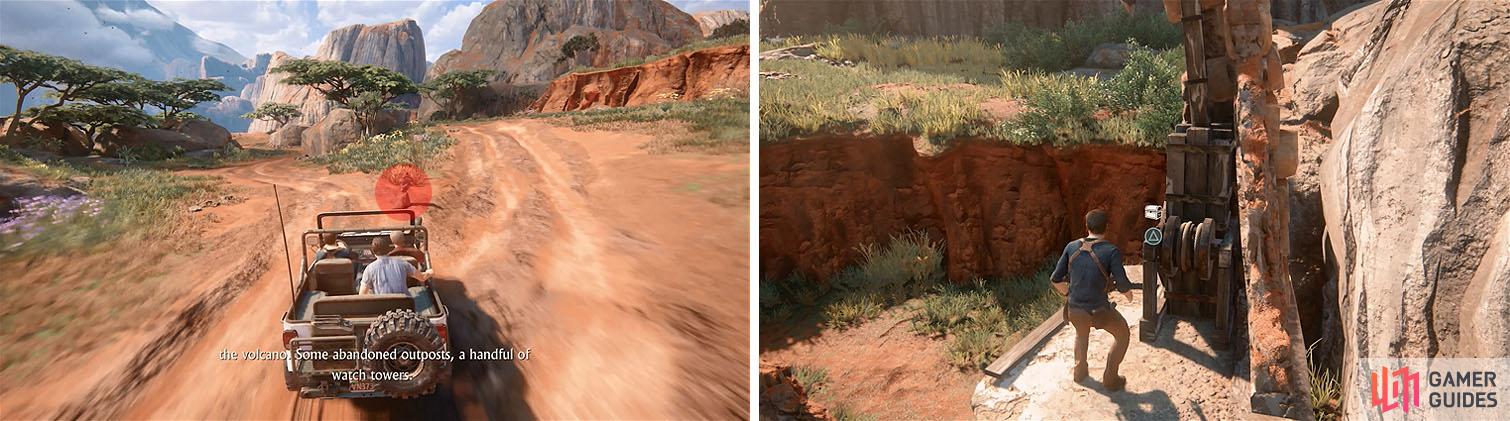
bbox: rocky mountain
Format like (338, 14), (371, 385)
(245, 19), (426, 133)
(314, 20), (428, 84)
(0, 0), (252, 118)
(1283, 0), (1510, 411)
(427, 0), (702, 85)
(693, 10), (748, 37)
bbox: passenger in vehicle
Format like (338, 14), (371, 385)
(359, 236), (431, 295)
(387, 230), (428, 266)
(314, 233), (354, 261)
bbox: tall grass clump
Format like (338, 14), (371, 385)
(312, 128), (456, 174)
(842, 229), (944, 298)
(1308, 341), (1341, 420)
(910, 263), (1062, 370)
(1001, 45), (1182, 147)
(992, 13), (1180, 72)
(870, 90), (994, 143)
(816, 35), (1005, 72)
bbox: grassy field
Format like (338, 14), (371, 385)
(760, 230), (1061, 370)
(309, 127), (457, 174)
(760, 13), (1182, 147)
(537, 96), (750, 154)
(0, 146), (230, 380)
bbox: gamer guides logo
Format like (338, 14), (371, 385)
(1367, 361), (1501, 415)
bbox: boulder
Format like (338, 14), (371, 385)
(102, 127), (204, 158)
(300, 109), (404, 156)
(426, 0), (702, 85)
(176, 120), (233, 149)
(0, 118), (91, 156)
(270, 124), (307, 148)
(1083, 43), (1135, 69)
(1314, 0), (1510, 412)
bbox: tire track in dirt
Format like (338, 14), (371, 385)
(107, 119), (746, 419)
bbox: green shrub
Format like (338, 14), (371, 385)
(822, 291), (884, 330)
(311, 128), (455, 174)
(1000, 73), (1104, 145)
(1308, 341), (1341, 420)
(991, 13), (1180, 72)
(1001, 45), (1182, 147)
(844, 230), (943, 298)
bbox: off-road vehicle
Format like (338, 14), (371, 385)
(280, 209), (450, 399)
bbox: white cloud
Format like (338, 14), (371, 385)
(0, 0), (157, 72)
(94, 3), (177, 30)
(668, 0), (748, 14)
(425, 1), (484, 60)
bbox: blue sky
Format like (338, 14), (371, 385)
(149, 0), (748, 62)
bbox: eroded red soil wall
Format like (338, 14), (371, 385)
(761, 135), (1165, 282)
(528, 44), (749, 112)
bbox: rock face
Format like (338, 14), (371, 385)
(693, 10), (748, 37)
(315, 20), (428, 84)
(529, 44), (748, 112)
(758, 361), (828, 420)
(1312, 0), (1510, 413)
(1284, 2), (1380, 125)
(247, 20), (425, 133)
(427, 0), (702, 86)
(762, 135), (1164, 282)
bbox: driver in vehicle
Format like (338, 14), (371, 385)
(359, 236), (432, 295)
(387, 230), (428, 266)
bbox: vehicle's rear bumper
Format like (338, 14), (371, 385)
(299, 386), (390, 399)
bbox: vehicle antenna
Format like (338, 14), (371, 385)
(272, 184), (296, 304)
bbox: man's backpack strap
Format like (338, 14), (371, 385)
(1067, 238), (1115, 293)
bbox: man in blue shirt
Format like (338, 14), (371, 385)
(1050, 208), (1135, 391)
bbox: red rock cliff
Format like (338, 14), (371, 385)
(761, 135), (1165, 282)
(528, 44), (748, 112)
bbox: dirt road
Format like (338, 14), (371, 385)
(15, 119), (749, 419)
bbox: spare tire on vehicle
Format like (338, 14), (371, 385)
(362, 309), (449, 398)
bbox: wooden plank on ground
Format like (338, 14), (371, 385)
(984, 305), (1067, 378)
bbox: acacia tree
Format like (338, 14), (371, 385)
(272, 59), (417, 136)
(1, 45), (64, 136)
(30, 103), (152, 149)
(711, 19), (749, 38)
(33, 60), (130, 121)
(559, 33), (599, 63)
(418, 69), (496, 120)
(150, 78), (230, 126)
(242, 102), (302, 132)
